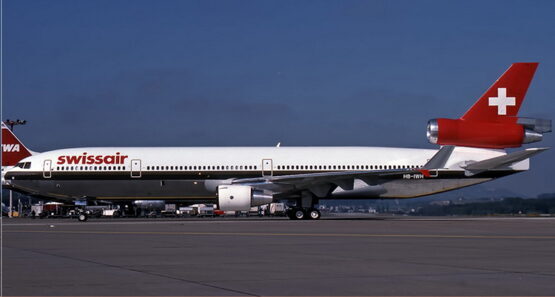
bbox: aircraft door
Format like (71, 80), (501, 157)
(262, 159), (273, 176)
(43, 159), (52, 179)
(130, 159), (142, 178)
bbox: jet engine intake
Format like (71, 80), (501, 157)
(217, 185), (273, 211)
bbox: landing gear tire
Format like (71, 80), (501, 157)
(287, 208), (306, 220)
(78, 213), (88, 222)
(294, 208), (306, 220)
(308, 209), (321, 220)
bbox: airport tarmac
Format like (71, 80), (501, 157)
(2, 216), (555, 296)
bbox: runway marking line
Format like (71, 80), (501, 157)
(4, 230), (555, 240)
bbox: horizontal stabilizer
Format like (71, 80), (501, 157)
(462, 147), (549, 175)
(423, 145), (455, 169)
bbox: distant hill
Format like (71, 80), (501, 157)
(416, 197), (555, 216)
(424, 184), (524, 201)
(538, 193), (555, 199)
(321, 184), (527, 208)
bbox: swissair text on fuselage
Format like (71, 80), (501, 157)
(57, 152), (128, 165)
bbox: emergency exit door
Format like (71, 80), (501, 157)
(262, 159), (273, 176)
(43, 159), (52, 179)
(130, 159), (142, 178)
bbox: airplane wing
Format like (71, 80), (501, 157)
(231, 168), (418, 197)
(462, 147), (549, 176)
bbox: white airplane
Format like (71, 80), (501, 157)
(2, 63), (551, 221)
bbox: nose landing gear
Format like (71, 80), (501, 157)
(77, 213), (88, 222)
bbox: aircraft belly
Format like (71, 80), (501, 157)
(10, 179), (216, 201)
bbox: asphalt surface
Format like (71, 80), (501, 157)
(2, 216), (555, 296)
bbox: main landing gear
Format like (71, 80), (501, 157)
(287, 207), (321, 220)
(287, 191), (321, 220)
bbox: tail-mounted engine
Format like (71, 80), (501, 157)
(427, 118), (551, 149)
(425, 63), (551, 149)
(426, 118), (551, 148)
(217, 185), (273, 211)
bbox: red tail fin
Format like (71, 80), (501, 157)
(461, 63), (538, 123)
(2, 122), (33, 166)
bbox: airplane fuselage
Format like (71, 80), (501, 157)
(4, 146), (524, 203)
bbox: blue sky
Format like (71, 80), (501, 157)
(3, 0), (555, 196)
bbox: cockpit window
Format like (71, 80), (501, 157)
(15, 162), (31, 169)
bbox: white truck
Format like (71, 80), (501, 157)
(269, 203), (286, 216)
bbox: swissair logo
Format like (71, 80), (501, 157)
(488, 88), (515, 115)
(2, 144), (20, 153)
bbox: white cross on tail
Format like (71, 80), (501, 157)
(488, 88), (515, 115)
